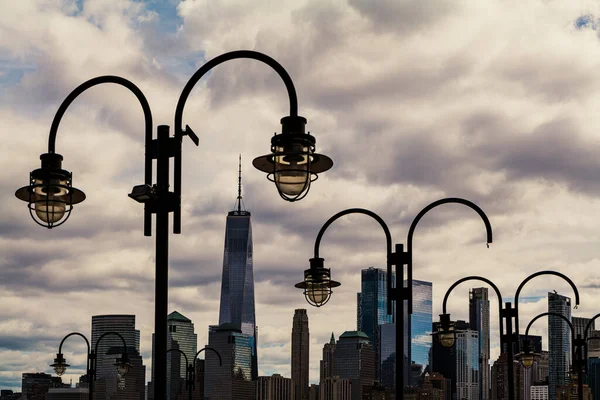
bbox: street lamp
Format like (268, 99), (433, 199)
(439, 271), (580, 400)
(16, 50), (333, 400)
(295, 197), (492, 399)
(167, 346), (222, 400)
(521, 312), (584, 400)
(51, 331), (131, 400)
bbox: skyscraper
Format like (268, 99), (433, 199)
(205, 323), (255, 399)
(377, 323), (396, 390)
(218, 157), (258, 379)
(548, 292), (571, 400)
(91, 315), (143, 400)
(404, 279), (433, 384)
(292, 309), (310, 400)
(333, 331), (376, 400)
(470, 287), (490, 400)
(320, 333), (337, 383)
(256, 374), (295, 400)
(358, 268), (394, 346)
(167, 311), (197, 400)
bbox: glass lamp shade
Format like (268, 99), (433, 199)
(439, 331), (455, 348)
(115, 357), (131, 377)
(295, 260), (340, 307)
(15, 154), (86, 228)
(253, 117), (333, 202)
(520, 353), (535, 369)
(50, 354), (69, 376)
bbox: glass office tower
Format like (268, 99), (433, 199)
(548, 292), (571, 400)
(218, 160), (258, 380)
(359, 267), (394, 345)
(469, 287), (490, 400)
(403, 279), (433, 383)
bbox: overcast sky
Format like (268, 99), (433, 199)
(3, 0), (600, 393)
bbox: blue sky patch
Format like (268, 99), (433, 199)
(575, 14), (597, 30)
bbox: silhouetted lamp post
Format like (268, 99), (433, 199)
(167, 346), (222, 400)
(295, 197), (492, 399)
(519, 312), (586, 400)
(51, 331), (131, 400)
(15, 50), (332, 400)
(439, 271), (580, 400)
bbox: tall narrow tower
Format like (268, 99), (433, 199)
(470, 287), (490, 400)
(548, 292), (571, 400)
(292, 309), (310, 400)
(218, 156), (258, 379)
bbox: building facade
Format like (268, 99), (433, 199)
(404, 280), (433, 384)
(205, 323), (255, 399)
(218, 167), (258, 380)
(320, 377), (352, 400)
(292, 309), (310, 400)
(548, 293), (572, 400)
(470, 287), (490, 400)
(377, 323), (396, 391)
(456, 328), (480, 400)
(531, 385), (549, 400)
(333, 331), (376, 400)
(256, 374), (294, 400)
(358, 267), (394, 346)
(91, 315), (144, 400)
(321, 333), (337, 382)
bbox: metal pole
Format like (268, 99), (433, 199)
(88, 351), (93, 400)
(154, 125), (171, 400)
(396, 243), (405, 400)
(505, 302), (515, 400)
(576, 335), (584, 400)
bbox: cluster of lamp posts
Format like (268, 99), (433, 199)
(13, 50), (595, 400)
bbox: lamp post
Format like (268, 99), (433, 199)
(520, 312), (584, 400)
(15, 50), (333, 400)
(295, 197), (492, 399)
(50, 331), (131, 400)
(166, 346), (222, 400)
(438, 271), (580, 400)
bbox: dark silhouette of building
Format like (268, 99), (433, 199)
(218, 157), (258, 381)
(91, 315), (143, 400)
(21, 373), (65, 400)
(333, 331), (376, 400)
(256, 374), (294, 399)
(205, 323), (255, 399)
(319, 377), (351, 400)
(321, 333), (337, 382)
(292, 309), (310, 400)
(491, 353), (519, 400)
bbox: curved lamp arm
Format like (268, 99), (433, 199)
(174, 50), (298, 134)
(94, 331), (129, 355)
(194, 346), (222, 367)
(47, 76), (153, 189)
(442, 276), (504, 343)
(313, 208), (392, 258)
(514, 271), (580, 345)
(584, 313), (600, 339)
(525, 312), (575, 350)
(167, 348), (190, 366)
(407, 197), (493, 313)
(58, 332), (91, 355)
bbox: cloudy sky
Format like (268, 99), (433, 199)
(3, 0), (600, 393)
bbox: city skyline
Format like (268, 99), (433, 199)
(4, 0), (600, 396)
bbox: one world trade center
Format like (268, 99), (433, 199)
(218, 156), (258, 379)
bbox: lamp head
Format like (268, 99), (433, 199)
(295, 257), (340, 307)
(253, 116), (333, 202)
(15, 153), (85, 228)
(50, 353), (69, 376)
(438, 314), (455, 348)
(115, 354), (131, 377)
(518, 339), (539, 369)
